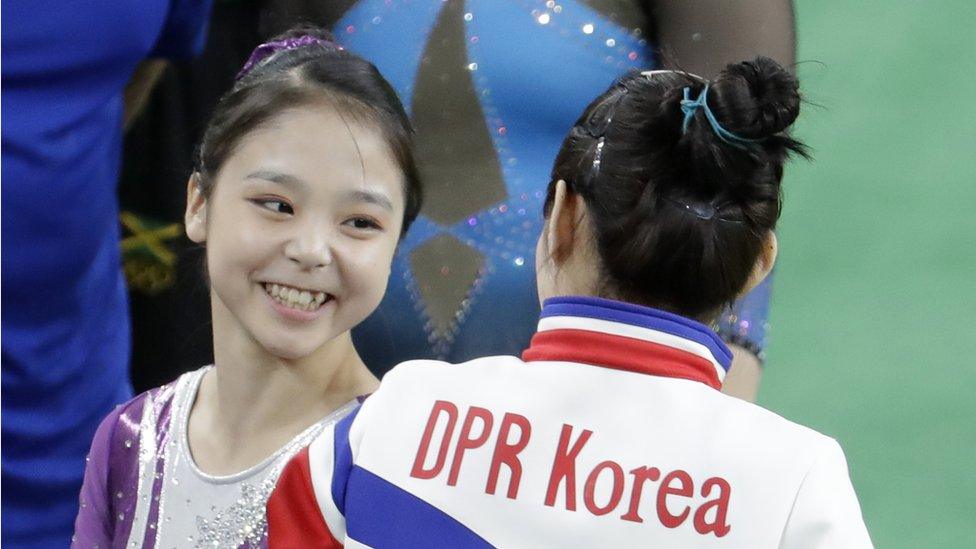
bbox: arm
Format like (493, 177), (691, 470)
(71, 408), (123, 547)
(719, 273), (775, 401)
(648, 0), (796, 75)
(779, 439), (874, 548)
(720, 343), (764, 401)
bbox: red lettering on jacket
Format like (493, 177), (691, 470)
(693, 477), (732, 537)
(486, 413), (532, 499)
(620, 466), (661, 523)
(448, 406), (494, 486)
(544, 424), (593, 510)
(408, 407), (734, 538)
(410, 400), (458, 480)
(583, 460), (625, 515)
(657, 470), (694, 528)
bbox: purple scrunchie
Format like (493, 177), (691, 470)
(236, 36), (342, 80)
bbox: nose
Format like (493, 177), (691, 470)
(284, 225), (333, 270)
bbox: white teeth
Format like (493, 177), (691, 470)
(264, 283), (329, 312)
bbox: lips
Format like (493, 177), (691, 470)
(262, 282), (332, 312)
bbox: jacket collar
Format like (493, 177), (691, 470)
(522, 296), (733, 390)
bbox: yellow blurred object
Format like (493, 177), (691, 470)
(120, 211), (183, 294)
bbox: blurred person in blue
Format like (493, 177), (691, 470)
(1, 1), (212, 546)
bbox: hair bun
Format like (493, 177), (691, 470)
(714, 56), (800, 139)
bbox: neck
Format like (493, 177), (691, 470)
(204, 301), (377, 440)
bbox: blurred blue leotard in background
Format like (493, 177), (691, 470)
(338, 0), (771, 371)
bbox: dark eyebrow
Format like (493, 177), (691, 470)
(246, 170), (393, 211)
(244, 169), (307, 190)
(345, 189), (394, 212)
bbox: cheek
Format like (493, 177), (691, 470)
(342, 238), (397, 296)
(205, 218), (277, 284)
(205, 240), (249, 295)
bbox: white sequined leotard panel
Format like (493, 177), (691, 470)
(124, 367), (357, 548)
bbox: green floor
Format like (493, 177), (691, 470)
(760, 2), (976, 546)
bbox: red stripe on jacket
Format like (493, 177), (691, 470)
(523, 328), (721, 389)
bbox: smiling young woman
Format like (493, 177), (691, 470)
(71, 25), (422, 548)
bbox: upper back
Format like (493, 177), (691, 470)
(344, 356), (855, 547)
(268, 296), (871, 548)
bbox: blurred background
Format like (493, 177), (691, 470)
(763, 1), (976, 546)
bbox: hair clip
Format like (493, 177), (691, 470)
(662, 197), (743, 223)
(236, 36), (343, 80)
(588, 137), (606, 180)
(583, 88), (629, 180)
(641, 69), (705, 81)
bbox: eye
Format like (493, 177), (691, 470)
(344, 216), (382, 231)
(252, 199), (294, 215)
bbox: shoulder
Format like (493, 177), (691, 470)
(357, 355), (525, 419)
(348, 355), (527, 451)
(91, 391), (152, 448)
(92, 367), (204, 451)
(380, 355), (526, 388)
(694, 390), (849, 491)
(778, 434), (872, 546)
(714, 389), (837, 446)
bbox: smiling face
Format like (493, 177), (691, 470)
(185, 103), (406, 361)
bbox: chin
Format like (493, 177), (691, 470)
(258, 334), (326, 362)
(269, 347), (313, 362)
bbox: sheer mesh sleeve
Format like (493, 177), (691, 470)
(647, 0), (796, 75)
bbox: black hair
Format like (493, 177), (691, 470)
(546, 57), (808, 321)
(195, 24), (422, 236)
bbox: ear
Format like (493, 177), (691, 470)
(741, 231), (778, 296)
(544, 180), (585, 267)
(184, 174), (208, 243)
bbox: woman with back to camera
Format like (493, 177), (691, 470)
(267, 57), (872, 548)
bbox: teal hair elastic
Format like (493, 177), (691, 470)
(680, 84), (764, 149)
